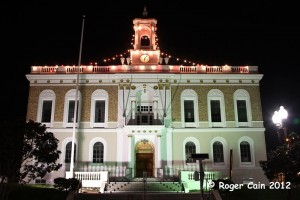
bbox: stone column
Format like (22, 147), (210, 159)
(127, 134), (133, 178)
(153, 100), (158, 119)
(131, 100), (136, 119)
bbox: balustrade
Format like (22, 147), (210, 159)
(31, 65), (254, 74)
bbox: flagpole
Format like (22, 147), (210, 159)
(70, 15), (85, 178)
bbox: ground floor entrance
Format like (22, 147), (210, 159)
(135, 139), (154, 177)
(136, 153), (153, 177)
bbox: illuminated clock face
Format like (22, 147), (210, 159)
(140, 54), (150, 63)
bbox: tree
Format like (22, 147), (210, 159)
(260, 132), (300, 185)
(19, 120), (62, 183)
(0, 120), (25, 200)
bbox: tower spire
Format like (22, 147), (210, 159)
(142, 6), (148, 18)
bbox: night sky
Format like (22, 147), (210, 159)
(2, 2), (300, 145)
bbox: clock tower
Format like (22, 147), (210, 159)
(130, 7), (160, 65)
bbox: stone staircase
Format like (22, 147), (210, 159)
(105, 181), (182, 193)
(78, 178), (218, 200)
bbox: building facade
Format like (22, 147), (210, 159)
(26, 14), (268, 184)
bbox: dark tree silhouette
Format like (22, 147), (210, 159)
(19, 120), (62, 183)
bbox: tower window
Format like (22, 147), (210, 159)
(141, 35), (150, 47)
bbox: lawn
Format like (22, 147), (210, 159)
(1, 184), (68, 200)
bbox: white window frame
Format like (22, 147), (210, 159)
(63, 89), (82, 128)
(238, 136), (255, 167)
(234, 89), (252, 127)
(37, 90), (56, 128)
(181, 89), (199, 128)
(211, 137), (228, 167)
(207, 89), (226, 127)
(90, 90), (109, 128)
(182, 137), (200, 165)
(89, 137), (107, 163)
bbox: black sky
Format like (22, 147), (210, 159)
(1, 1), (300, 140)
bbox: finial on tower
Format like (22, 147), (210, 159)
(142, 6), (148, 17)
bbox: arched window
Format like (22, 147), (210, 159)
(234, 89), (252, 127)
(238, 136), (255, 167)
(181, 89), (199, 128)
(240, 141), (251, 162)
(141, 35), (150, 47)
(185, 142), (196, 163)
(37, 90), (56, 127)
(89, 137), (107, 163)
(93, 142), (104, 163)
(213, 141), (224, 163)
(207, 89), (226, 127)
(65, 142), (76, 163)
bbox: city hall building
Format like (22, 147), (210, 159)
(26, 12), (268, 185)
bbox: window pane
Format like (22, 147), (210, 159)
(65, 142), (76, 163)
(93, 142), (104, 163)
(41, 100), (52, 123)
(184, 100), (195, 122)
(95, 100), (105, 123)
(211, 100), (221, 122)
(185, 141), (196, 163)
(240, 141), (251, 162)
(68, 100), (79, 123)
(213, 141), (224, 162)
(237, 100), (248, 122)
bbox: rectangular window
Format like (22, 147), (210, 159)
(142, 115), (148, 123)
(210, 100), (221, 122)
(95, 100), (105, 123)
(68, 100), (79, 123)
(184, 100), (195, 122)
(137, 115), (140, 125)
(237, 100), (248, 122)
(41, 100), (52, 123)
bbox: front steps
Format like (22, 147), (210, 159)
(105, 181), (182, 193)
(79, 180), (217, 200)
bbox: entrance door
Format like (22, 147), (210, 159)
(136, 153), (153, 177)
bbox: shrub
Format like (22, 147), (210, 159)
(54, 177), (80, 192)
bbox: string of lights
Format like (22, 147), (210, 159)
(97, 50), (199, 66)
